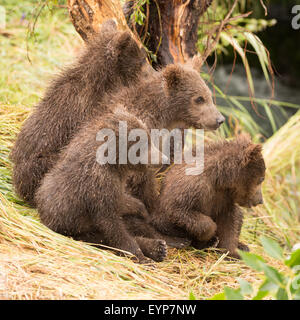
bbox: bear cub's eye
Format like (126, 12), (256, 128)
(195, 96), (205, 104)
(258, 176), (265, 184)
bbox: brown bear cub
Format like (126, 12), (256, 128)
(35, 107), (168, 263)
(117, 56), (225, 213)
(151, 134), (266, 259)
(10, 20), (147, 206)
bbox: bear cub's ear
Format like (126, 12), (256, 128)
(115, 31), (135, 52)
(163, 65), (184, 90)
(242, 144), (263, 167)
(236, 132), (251, 144)
(100, 19), (118, 34)
(185, 55), (203, 73)
(114, 31), (139, 55)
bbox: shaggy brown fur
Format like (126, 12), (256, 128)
(10, 20), (146, 206)
(151, 134), (266, 259)
(118, 57), (225, 213)
(35, 108), (168, 263)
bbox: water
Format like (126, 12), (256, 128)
(210, 64), (300, 136)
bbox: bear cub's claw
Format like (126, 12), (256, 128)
(164, 236), (191, 249)
(148, 239), (167, 262)
(137, 256), (155, 265)
(237, 242), (250, 252)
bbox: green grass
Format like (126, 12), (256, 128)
(0, 0), (80, 107)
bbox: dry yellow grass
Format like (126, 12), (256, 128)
(0, 103), (299, 300)
(1, 0), (299, 300)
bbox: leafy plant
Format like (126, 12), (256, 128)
(195, 0), (298, 138)
(129, 0), (149, 26)
(211, 236), (300, 300)
(198, 0), (275, 93)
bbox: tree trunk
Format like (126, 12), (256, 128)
(124, 0), (213, 67)
(67, 0), (130, 41)
(67, 0), (213, 67)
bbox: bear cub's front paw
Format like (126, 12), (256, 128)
(143, 239), (167, 262)
(238, 242), (250, 252)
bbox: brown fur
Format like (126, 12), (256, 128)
(12, 31), (225, 253)
(35, 108), (168, 263)
(10, 20), (146, 206)
(34, 56), (226, 254)
(117, 59), (224, 213)
(123, 61), (224, 131)
(151, 134), (266, 258)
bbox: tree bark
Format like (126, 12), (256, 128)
(124, 0), (213, 67)
(67, 0), (130, 41)
(67, 0), (213, 67)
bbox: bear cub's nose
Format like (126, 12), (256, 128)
(216, 116), (225, 126)
(257, 198), (264, 205)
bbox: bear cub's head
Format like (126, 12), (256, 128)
(162, 56), (225, 130)
(231, 135), (266, 208)
(90, 19), (147, 86)
(102, 107), (168, 171)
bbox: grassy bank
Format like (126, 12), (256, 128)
(0, 1), (299, 299)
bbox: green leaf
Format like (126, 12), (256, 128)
(276, 288), (288, 300)
(244, 32), (271, 87)
(260, 264), (285, 286)
(293, 289), (300, 300)
(189, 291), (197, 300)
(237, 279), (253, 296)
(260, 236), (284, 260)
(285, 249), (300, 268)
(224, 287), (244, 300)
(210, 292), (226, 300)
(290, 273), (300, 294)
(262, 103), (277, 134)
(221, 32), (255, 96)
(259, 279), (278, 292)
(239, 250), (266, 271)
(252, 290), (269, 300)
